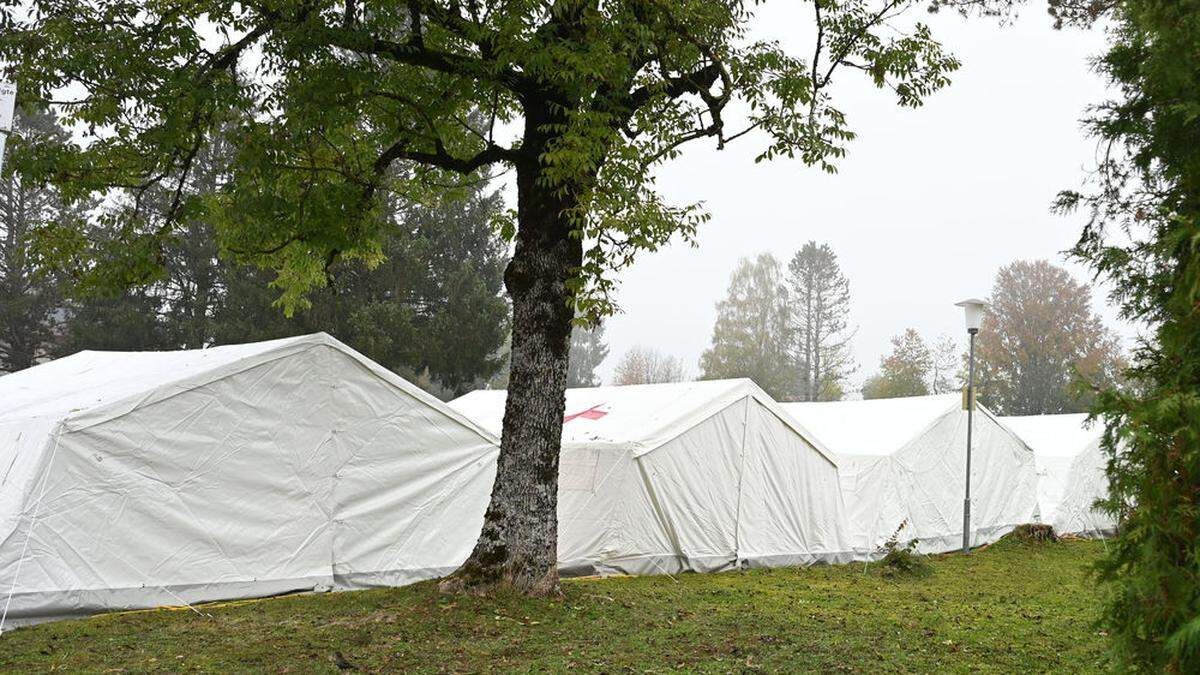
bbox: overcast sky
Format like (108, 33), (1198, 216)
(585, 5), (1125, 388)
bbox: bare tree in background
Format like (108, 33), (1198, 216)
(612, 346), (688, 386)
(928, 334), (963, 394)
(786, 242), (855, 401)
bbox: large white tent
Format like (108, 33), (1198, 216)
(450, 379), (852, 576)
(1001, 414), (1115, 536)
(781, 394), (1039, 557)
(0, 333), (498, 629)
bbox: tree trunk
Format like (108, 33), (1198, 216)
(441, 111), (581, 596)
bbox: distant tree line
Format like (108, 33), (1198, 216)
(861, 329), (961, 401)
(2, 111), (1125, 413)
(862, 259), (1126, 414)
(0, 112), (511, 400)
(696, 247), (1125, 414)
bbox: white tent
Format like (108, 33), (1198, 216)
(450, 379), (852, 576)
(781, 394), (1039, 557)
(1001, 414), (1115, 536)
(0, 333), (498, 628)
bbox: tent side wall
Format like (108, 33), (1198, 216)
(0, 344), (499, 625)
(614, 399), (747, 575)
(965, 412), (1040, 548)
(881, 409), (1039, 555)
(327, 347), (497, 589)
(0, 418), (60, 557)
(555, 445), (677, 576)
(0, 345), (343, 625)
(833, 454), (907, 558)
(737, 399), (852, 566)
(559, 393), (854, 576)
(1052, 439), (1117, 536)
(1033, 455), (1076, 525)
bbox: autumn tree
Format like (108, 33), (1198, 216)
(973, 259), (1124, 415)
(566, 322), (609, 388)
(611, 345), (687, 385)
(928, 334), (962, 394)
(2, 0), (963, 594)
(785, 241), (855, 401)
(861, 328), (932, 399)
(700, 253), (794, 398)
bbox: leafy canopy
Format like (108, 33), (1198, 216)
(1, 0), (960, 317)
(861, 327), (931, 400)
(906, 0), (1200, 663)
(700, 252), (793, 399)
(1056, 0), (1200, 669)
(973, 259), (1124, 415)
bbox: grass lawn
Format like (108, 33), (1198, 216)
(0, 538), (1109, 673)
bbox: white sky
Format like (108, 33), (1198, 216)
(586, 5), (1127, 387)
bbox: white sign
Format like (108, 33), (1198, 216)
(0, 82), (15, 174)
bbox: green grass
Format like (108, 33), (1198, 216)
(0, 538), (1108, 673)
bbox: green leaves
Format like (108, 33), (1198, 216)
(1, 0), (961, 318)
(1053, 0), (1200, 670)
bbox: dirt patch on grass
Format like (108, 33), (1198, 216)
(1006, 523), (1060, 543)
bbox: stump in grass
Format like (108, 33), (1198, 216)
(1008, 523), (1060, 543)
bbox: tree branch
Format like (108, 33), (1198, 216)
(374, 140), (518, 175)
(321, 22), (536, 97)
(625, 62), (723, 116)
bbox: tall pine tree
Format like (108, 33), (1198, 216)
(566, 322), (609, 388)
(785, 242), (855, 401)
(0, 110), (76, 371)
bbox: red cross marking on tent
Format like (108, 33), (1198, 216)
(564, 404), (608, 423)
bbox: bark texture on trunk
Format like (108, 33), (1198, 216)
(442, 106), (581, 596)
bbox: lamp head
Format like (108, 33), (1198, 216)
(955, 298), (988, 333)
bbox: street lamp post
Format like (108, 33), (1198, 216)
(955, 298), (987, 554)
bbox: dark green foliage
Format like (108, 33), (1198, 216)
(0, 0), (963, 321)
(1049, 0), (1200, 669)
(566, 322), (609, 388)
(873, 520), (933, 579)
(0, 109), (76, 371)
(55, 292), (172, 355)
(35, 132), (511, 396)
(212, 189), (512, 398)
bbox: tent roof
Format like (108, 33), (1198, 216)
(450, 379), (836, 463)
(780, 394), (965, 457)
(0, 333), (495, 441)
(0, 335), (310, 423)
(1000, 414), (1100, 458)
